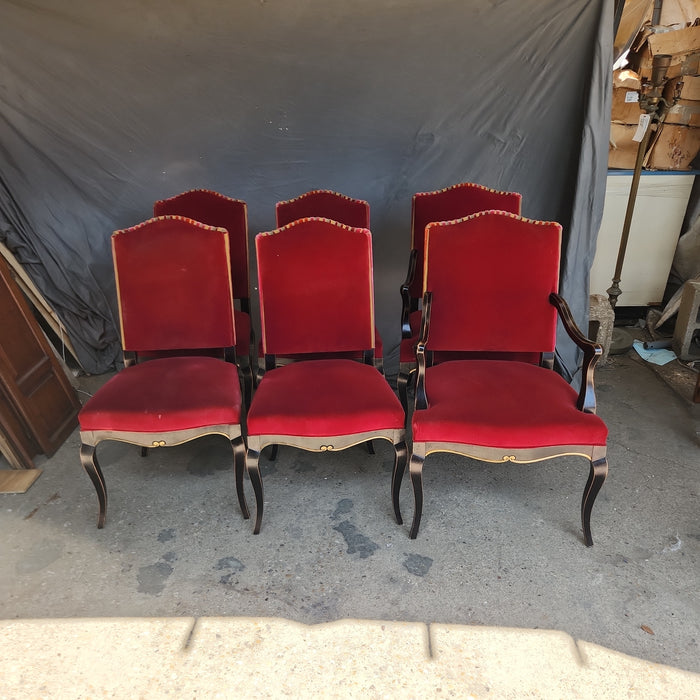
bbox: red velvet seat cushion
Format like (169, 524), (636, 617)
(79, 356), (242, 432)
(408, 310), (422, 336)
(412, 360), (607, 448)
(247, 359), (404, 437)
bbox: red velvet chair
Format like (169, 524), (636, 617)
(245, 217), (406, 534)
(395, 211), (608, 545)
(154, 189), (254, 405)
(78, 216), (245, 528)
(398, 182), (522, 413)
(264, 189), (383, 375)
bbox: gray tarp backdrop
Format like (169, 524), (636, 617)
(0, 0), (613, 379)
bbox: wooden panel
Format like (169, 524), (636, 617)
(0, 382), (39, 469)
(0, 255), (80, 459)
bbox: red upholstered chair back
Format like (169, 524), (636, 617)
(113, 216), (236, 353)
(408, 182), (522, 299)
(153, 189), (249, 302)
(423, 210), (561, 353)
(257, 217), (375, 356)
(275, 190), (370, 229)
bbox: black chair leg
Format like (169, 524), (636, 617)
(581, 449), (608, 547)
(232, 436), (248, 519)
(408, 447), (425, 539)
(246, 449), (264, 534)
(80, 443), (107, 529)
(391, 441), (408, 524)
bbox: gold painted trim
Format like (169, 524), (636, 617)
(80, 424), (242, 448)
(221, 230), (237, 337)
(242, 200), (250, 295)
(426, 210), (561, 231)
(112, 235), (126, 350)
(247, 428), (405, 453)
(258, 216), (364, 238)
(420, 441), (599, 463)
(367, 231), (376, 349)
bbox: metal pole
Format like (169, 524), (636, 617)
(607, 53), (672, 309)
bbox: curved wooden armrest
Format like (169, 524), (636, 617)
(414, 291), (432, 411)
(549, 292), (601, 414)
(400, 249), (419, 338)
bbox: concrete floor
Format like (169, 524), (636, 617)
(1, 351), (698, 695)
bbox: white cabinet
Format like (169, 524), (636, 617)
(589, 172), (695, 306)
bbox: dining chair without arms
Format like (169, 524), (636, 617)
(78, 216), (245, 528)
(244, 217), (406, 534)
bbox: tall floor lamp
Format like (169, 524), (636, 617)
(607, 53), (673, 309)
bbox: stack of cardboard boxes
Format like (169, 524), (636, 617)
(610, 8), (700, 170)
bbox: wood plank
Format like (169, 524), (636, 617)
(0, 241), (80, 366)
(0, 255), (81, 456)
(0, 468), (42, 493)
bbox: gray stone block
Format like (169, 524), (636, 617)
(589, 294), (614, 363)
(673, 280), (700, 360)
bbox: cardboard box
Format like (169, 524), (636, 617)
(664, 74), (700, 101)
(658, 0), (700, 28)
(612, 87), (644, 123)
(609, 123), (644, 169)
(664, 99), (700, 126)
(631, 25), (700, 78)
(647, 123), (700, 169)
(613, 69), (642, 90)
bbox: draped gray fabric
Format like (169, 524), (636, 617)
(0, 0), (612, 378)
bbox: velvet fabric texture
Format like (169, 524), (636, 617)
(272, 192), (382, 363)
(257, 218), (375, 356)
(276, 190), (370, 229)
(412, 360), (607, 447)
(153, 189), (252, 358)
(112, 217), (236, 352)
(153, 189), (249, 302)
(407, 183), (522, 301)
(247, 359), (403, 437)
(79, 356), (242, 432)
(423, 211), (561, 353)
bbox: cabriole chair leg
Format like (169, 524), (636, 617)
(80, 443), (107, 529)
(391, 440), (408, 524)
(232, 436), (249, 519)
(581, 448), (609, 547)
(408, 445), (426, 539)
(246, 449), (264, 534)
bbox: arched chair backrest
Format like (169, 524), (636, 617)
(408, 182), (522, 300)
(154, 189), (249, 304)
(113, 216), (235, 353)
(257, 217), (375, 357)
(423, 210), (561, 354)
(275, 189), (370, 229)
